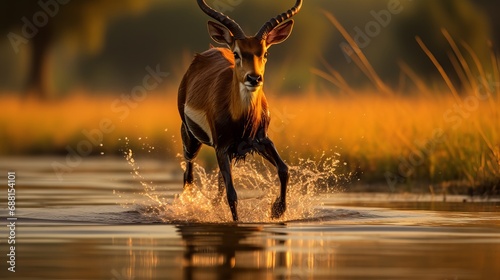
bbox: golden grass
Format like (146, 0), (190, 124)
(310, 11), (499, 191)
(0, 92), (181, 155)
(2, 13), (499, 189)
(1, 87), (498, 190)
(269, 91), (499, 188)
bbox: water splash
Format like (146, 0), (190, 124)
(120, 146), (345, 223)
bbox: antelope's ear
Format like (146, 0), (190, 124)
(266, 20), (294, 47)
(207, 21), (233, 46)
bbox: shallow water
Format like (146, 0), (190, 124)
(1, 156), (499, 280)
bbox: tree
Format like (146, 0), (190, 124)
(1, 0), (152, 99)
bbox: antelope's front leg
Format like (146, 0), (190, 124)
(216, 150), (239, 222)
(256, 138), (289, 219)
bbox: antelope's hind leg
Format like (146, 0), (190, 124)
(181, 123), (202, 187)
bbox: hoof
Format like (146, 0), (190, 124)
(271, 197), (286, 219)
(229, 202), (239, 222)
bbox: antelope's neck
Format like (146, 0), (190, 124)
(230, 78), (265, 138)
(230, 77), (259, 119)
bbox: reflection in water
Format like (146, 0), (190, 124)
(104, 223), (500, 280)
(176, 224), (338, 280)
(110, 237), (160, 280)
(1, 157), (500, 279)
(100, 224), (338, 280)
(178, 225), (268, 280)
(7, 221), (500, 279)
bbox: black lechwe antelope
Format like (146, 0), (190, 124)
(178, 0), (302, 221)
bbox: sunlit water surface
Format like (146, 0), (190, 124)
(0, 156), (499, 280)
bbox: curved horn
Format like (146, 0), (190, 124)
(197, 0), (246, 39)
(256, 0), (302, 40)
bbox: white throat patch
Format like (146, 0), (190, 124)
(239, 82), (259, 107)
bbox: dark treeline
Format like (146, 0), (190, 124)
(0, 0), (498, 97)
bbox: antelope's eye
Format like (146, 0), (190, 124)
(264, 52), (268, 59)
(233, 52), (240, 59)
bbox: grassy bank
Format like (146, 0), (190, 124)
(1, 88), (498, 192)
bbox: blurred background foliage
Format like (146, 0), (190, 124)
(0, 0), (498, 97)
(1, 1), (499, 191)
